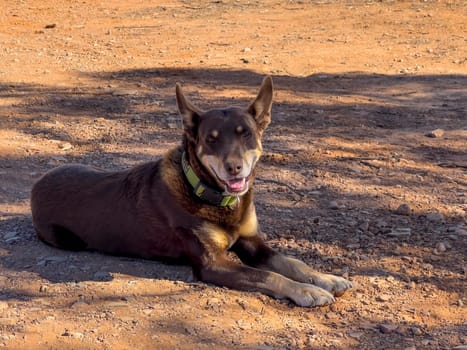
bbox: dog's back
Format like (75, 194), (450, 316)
(30, 159), (187, 258)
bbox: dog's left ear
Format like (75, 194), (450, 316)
(248, 76), (273, 133)
(176, 83), (203, 141)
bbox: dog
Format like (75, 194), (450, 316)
(30, 77), (352, 307)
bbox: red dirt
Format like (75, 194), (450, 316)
(0, 1), (466, 349)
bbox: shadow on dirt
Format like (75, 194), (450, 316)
(1, 67), (465, 303)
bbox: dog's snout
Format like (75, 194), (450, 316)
(225, 160), (243, 176)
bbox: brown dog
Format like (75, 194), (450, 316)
(31, 77), (352, 306)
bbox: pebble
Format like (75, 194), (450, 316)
(61, 330), (83, 338)
(111, 89), (139, 96)
(425, 212), (445, 223)
(37, 256), (68, 266)
(388, 227), (411, 237)
(411, 327), (423, 336)
(376, 294), (391, 302)
(58, 142), (73, 150)
(107, 301), (127, 308)
(93, 271), (113, 281)
(3, 231), (19, 240)
(348, 331), (364, 339)
(434, 242), (447, 254)
(328, 200), (340, 210)
(70, 301), (88, 309)
(395, 203), (411, 216)
(379, 324), (398, 333)
(3, 231), (20, 244)
(425, 128), (444, 138)
(358, 220), (369, 232)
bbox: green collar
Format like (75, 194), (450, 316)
(181, 152), (239, 207)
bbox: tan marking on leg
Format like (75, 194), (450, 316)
(237, 205), (258, 238)
(194, 222), (230, 251)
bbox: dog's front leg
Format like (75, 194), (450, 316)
(194, 256), (335, 307)
(232, 236), (352, 297)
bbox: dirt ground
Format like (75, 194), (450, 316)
(0, 1), (466, 349)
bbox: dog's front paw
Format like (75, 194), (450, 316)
(311, 273), (353, 297)
(290, 282), (335, 307)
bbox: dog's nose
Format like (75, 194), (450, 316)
(225, 160), (243, 176)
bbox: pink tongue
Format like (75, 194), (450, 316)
(228, 178), (246, 191)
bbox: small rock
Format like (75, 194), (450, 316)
(358, 220), (369, 232)
(348, 331), (364, 339)
(39, 285), (48, 293)
(375, 219), (389, 230)
(111, 89), (139, 96)
(37, 256), (68, 266)
(388, 227), (411, 237)
(142, 308), (153, 315)
(185, 327), (197, 335)
(376, 294), (391, 302)
(3, 231), (18, 240)
(457, 299), (464, 307)
(434, 242), (447, 254)
(379, 323), (398, 333)
(58, 142), (73, 151)
(93, 271), (113, 281)
(328, 200), (340, 210)
(206, 297), (221, 307)
(426, 211), (445, 223)
(404, 347), (416, 350)
(411, 327), (423, 336)
(70, 301), (88, 309)
(425, 128), (444, 138)
(346, 243), (360, 249)
(107, 301), (127, 308)
(455, 227), (467, 236)
(395, 203), (411, 216)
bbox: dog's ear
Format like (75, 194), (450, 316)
(176, 83), (203, 141)
(248, 76), (273, 133)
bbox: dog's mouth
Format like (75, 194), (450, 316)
(225, 177), (249, 194)
(210, 167), (251, 195)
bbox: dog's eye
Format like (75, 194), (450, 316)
(206, 136), (217, 144)
(236, 125), (251, 139)
(242, 130), (252, 139)
(206, 130), (219, 144)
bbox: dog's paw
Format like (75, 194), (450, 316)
(311, 273), (353, 297)
(290, 283), (335, 307)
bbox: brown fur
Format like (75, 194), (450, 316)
(30, 77), (352, 306)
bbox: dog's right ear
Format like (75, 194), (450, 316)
(248, 76), (273, 134)
(176, 83), (203, 141)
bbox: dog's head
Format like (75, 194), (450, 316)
(176, 77), (273, 196)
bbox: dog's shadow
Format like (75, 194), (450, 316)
(0, 215), (194, 285)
